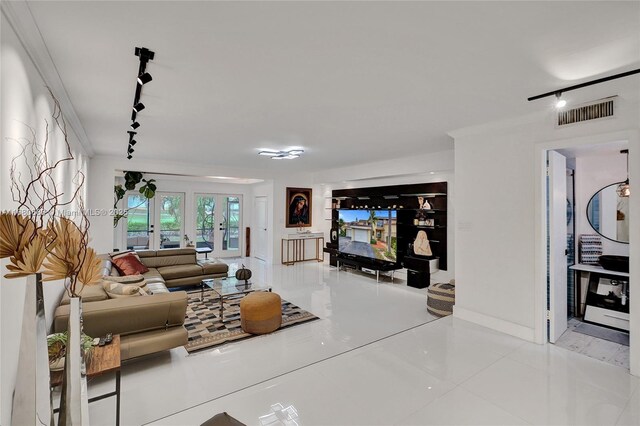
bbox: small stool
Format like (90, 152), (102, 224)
(427, 279), (455, 317)
(240, 292), (282, 334)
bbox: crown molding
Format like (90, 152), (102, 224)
(1, 1), (95, 156)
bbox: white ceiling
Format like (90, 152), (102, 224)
(26, 1), (640, 173)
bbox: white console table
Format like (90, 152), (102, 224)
(281, 232), (325, 265)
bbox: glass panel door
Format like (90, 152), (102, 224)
(195, 194), (215, 250)
(221, 196), (241, 256)
(193, 194), (242, 257)
(156, 192), (184, 249)
(125, 194), (151, 250)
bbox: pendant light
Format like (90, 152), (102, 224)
(617, 149), (630, 197)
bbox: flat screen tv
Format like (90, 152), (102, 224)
(338, 209), (397, 263)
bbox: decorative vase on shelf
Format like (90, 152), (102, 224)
(11, 273), (53, 426)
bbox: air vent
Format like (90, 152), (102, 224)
(557, 97), (615, 126)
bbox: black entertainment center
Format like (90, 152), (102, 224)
(328, 182), (448, 288)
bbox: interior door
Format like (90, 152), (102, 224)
(549, 150), (568, 343)
(255, 196), (268, 261)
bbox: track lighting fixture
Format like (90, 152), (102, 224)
(258, 149), (304, 159)
(555, 93), (566, 109)
(137, 72), (152, 85)
(528, 68), (640, 103)
(126, 46), (155, 159)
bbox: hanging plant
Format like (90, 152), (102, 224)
(113, 172), (157, 227)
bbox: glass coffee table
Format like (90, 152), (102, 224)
(200, 277), (272, 322)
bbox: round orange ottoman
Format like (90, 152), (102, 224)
(240, 292), (282, 334)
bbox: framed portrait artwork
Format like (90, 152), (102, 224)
(286, 187), (312, 228)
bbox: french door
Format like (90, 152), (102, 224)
(123, 192), (185, 250)
(194, 194), (242, 258)
(124, 193), (152, 250)
(154, 192), (185, 249)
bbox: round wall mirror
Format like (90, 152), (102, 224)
(586, 182), (629, 243)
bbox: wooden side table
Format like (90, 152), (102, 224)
(51, 335), (121, 425)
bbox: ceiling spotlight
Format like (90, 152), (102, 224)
(128, 146), (135, 154)
(129, 139), (137, 146)
(127, 154), (133, 160)
(555, 93), (566, 109)
(133, 102), (145, 113)
(131, 121), (140, 130)
(137, 72), (152, 85)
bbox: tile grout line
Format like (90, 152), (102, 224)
(143, 315), (443, 425)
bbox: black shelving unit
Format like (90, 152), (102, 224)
(330, 182), (448, 285)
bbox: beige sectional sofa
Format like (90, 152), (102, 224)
(53, 248), (229, 360)
(136, 248), (229, 288)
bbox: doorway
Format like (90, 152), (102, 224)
(546, 143), (631, 368)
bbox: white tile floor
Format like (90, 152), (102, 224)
(79, 259), (639, 426)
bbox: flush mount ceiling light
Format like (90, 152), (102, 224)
(527, 68), (640, 107)
(617, 149), (630, 197)
(258, 149), (304, 160)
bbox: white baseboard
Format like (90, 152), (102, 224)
(453, 306), (536, 342)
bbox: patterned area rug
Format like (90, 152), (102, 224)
(184, 290), (319, 353)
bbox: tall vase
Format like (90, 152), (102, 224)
(58, 296), (90, 425)
(11, 273), (53, 425)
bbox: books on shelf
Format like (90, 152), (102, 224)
(579, 234), (602, 265)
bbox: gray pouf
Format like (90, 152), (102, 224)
(427, 279), (455, 317)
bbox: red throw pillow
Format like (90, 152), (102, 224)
(112, 253), (149, 276)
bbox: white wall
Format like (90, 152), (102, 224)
(1, 13), (90, 424)
(451, 98), (640, 375)
(574, 153), (629, 256)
